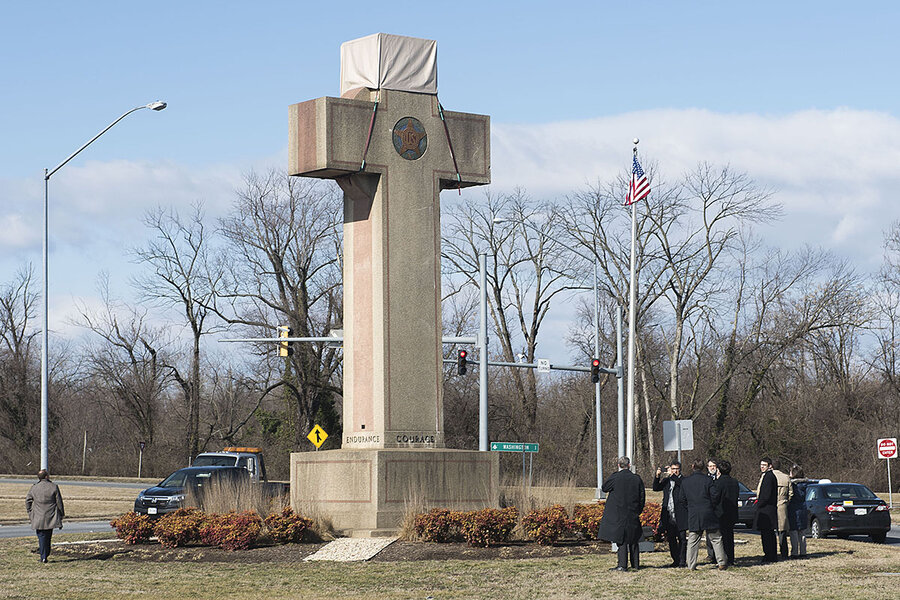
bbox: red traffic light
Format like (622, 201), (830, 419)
(590, 358), (600, 383)
(457, 349), (468, 375)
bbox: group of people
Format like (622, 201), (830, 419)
(754, 457), (809, 563)
(598, 455), (809, 571)
(652, 457), (735, 570)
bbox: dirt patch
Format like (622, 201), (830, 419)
(53, 538), (615, 563)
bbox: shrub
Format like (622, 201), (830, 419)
(458, 507), (518, 548)
(522, 504), (573, 545)
(199, 511), (262, 551)
(413, 508), (464, 543)
(264, 507), (314, 544)
(110, 512), (154, 545)
(198, 513), (229, 547)
(153, 507), (205, 548)
(572, 503), (605, 540)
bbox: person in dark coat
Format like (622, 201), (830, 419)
(678, 459), (728, 570)
(599, 456), (646, 571)
(652, 460), (687, 567)
(787, 464), (809, 558)
(754, 456), (779, 563)
(25, 470), (65, 563)
(709, 459), (739, 566)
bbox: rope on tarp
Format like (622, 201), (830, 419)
(359, 91), (380, 172)
(437, 99), (463, 195)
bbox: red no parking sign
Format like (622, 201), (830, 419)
(878, 438), (898, 459)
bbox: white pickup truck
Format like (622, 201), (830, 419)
(191, 447), (289, 497)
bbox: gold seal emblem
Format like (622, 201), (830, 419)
(392, 117), (427, 160)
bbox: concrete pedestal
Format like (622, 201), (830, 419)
(291, 448), (499, 536)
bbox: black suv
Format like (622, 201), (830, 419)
(134, 466), (249, 517)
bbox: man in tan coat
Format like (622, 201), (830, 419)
(771, 459), (792, 560)
(25, 470), (65, 563)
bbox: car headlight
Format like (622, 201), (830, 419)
(170, 494), (185, 503)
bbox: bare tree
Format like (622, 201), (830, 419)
(214, 170), (343, 445)
(443, 189), (576, 435)
(74, 275), (169, 448)
(0, 264), (39, 460)
(649, 163), (777, 420)
(132, 203), (222, 460)
(871, 220), (900, 435)
(707, 246), (869, 455)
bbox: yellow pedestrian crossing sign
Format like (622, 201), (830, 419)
(307, 425), (328, 449)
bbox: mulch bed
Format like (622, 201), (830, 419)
(53, 538), (616, 564)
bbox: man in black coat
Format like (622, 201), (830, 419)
(599, 456), (646, 571)
(677, 459), (728, 570)
(754, 456), (779, 563)
(708, 459), (739, 566)
(652, 460), (687, 567)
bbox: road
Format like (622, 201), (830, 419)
(0, 520), (114, 539)
(736, 523), (900, 547)
(0, 478), (148, 489)
(0, 477), (142, 539)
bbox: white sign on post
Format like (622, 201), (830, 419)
(878, 438), (897, 509)
(536, 358), (551, 374)
(663, 419), (694, 453)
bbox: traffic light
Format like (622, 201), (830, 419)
(590, 358), (600, 383)
(279, 326), (294, 357)
(457, 349), (468, 375)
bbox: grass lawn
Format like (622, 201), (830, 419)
(1, 532), (899, 600)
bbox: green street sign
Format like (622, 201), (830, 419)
(490, 442), (539, 453)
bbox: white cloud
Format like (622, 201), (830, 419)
(0, 213), (40, 249)
(492, 107), (900, 270)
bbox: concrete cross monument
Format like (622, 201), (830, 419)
(288, 33), (498, 535)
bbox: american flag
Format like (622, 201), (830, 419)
(625, 155), (650, 205)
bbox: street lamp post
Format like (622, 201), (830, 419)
(492, 217), (624, 498)
(41, 101), (166, 470)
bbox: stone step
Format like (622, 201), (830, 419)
(303, 536), (398, 562)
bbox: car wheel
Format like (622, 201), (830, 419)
(810, 518), (824, 539)
(870, 531), (887, 544)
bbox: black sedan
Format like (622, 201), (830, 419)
(134, 465), (249, 517)
(737, 480), (757, 528)
(805, 481), (891, 543)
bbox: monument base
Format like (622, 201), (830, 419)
(290, 448), (499, 537)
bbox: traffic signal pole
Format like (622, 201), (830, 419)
(593, 258), (603, 497)
(479, 253), (489, 452)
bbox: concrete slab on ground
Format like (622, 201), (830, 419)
(304, 537), (398, 562)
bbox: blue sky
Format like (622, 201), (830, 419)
(2, 1), (900, 359)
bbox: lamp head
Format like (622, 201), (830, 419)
(146, 101), (167, 111)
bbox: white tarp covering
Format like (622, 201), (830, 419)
(340, 33), (437, 96)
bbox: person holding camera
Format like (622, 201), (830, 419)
(653, 460), (687, 567)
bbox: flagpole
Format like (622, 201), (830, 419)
(625, 139), (639, 464)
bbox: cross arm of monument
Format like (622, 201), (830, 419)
(288, 93), (490, 189)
